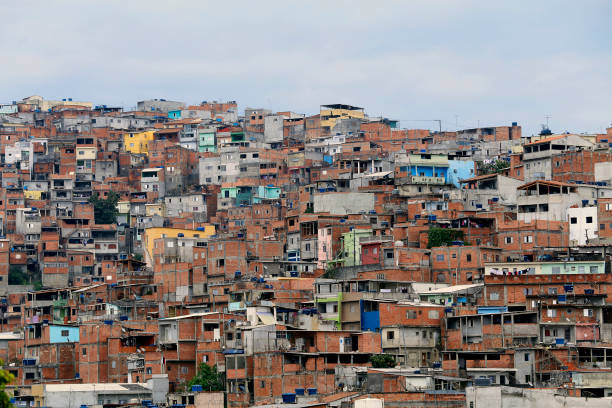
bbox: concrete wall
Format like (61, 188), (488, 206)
(568, 206), (598, 245)
(595, 162), (612, 183)
(195, 392), (224, 408)
(199, 156), (221, 185)
(513, 350), (535, 384)
(263, 115), (285, 144)
(314, 192), (375, 215)
(42, 273), (69, 289)
(467, 386), (612, 408)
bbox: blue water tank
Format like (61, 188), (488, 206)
(191, 384), (203, 392)
(282, 393), (297, 403)
(295, 388), (305, 395)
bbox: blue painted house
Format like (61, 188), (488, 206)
(49, 325), (80, 343)
(448, 160), (476, 188)
(168, 110), (182, 120)
(398, 154), (449, 184)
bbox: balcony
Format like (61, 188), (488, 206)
(359, 235), (393, 245)
(127, 356), (145, 370)
(503, 323), (539, 337)
(410, 175), (446, 185)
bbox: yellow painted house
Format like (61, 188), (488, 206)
(145, 202), (165, 217)
(143, 226), (216, 266)
(124, 130), (155, 155)
(320, 104), (365, 130)
(24, 190), (43, 200)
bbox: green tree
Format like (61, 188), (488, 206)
(187, 363), (224, 391)
(89, 192), (120, 224)
(427, 228), (464, 248)
(0, 361), (15, 407)
(8, 267), (27, 286)
(370, 354), (396, 368)
(477, 159), (510, 175)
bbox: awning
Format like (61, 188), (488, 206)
(257, 312), (277, 325)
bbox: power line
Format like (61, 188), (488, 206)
(398, 119), (441, 132)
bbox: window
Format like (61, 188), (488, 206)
(547, 309), (556, 317)
(548, 287), (558, 295)
(428, 311), (439, 319)
(570, 217), (577, 224)
(586, 216), (593, 224)
(490, 292), (499, 300)
(505, 237), (513, 244)
(524, 353), (530, 362)
(590, 265), (599, 273)
(466, 254), (472, 262)
(61, 330), (69, 337)
(82, 348), (87, 356)
(436, 255), (444, 261)
(387, 331), (395, 340)
(584, 309), (593, 317)
(524, 236), (533, 243)
(406, 310), (417, 319)
(451, 253), (456, 259)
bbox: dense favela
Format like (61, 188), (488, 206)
(0, 95), (609, 407)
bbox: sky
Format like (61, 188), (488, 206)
(1, 0), (611, 136)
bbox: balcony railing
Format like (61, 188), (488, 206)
(410, 175), (446, 185)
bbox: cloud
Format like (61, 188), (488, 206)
(0, 0), (610, 135)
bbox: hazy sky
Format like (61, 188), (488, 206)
(2, 1), (611, 135)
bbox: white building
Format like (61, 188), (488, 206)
(568, 206), (598, 245)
